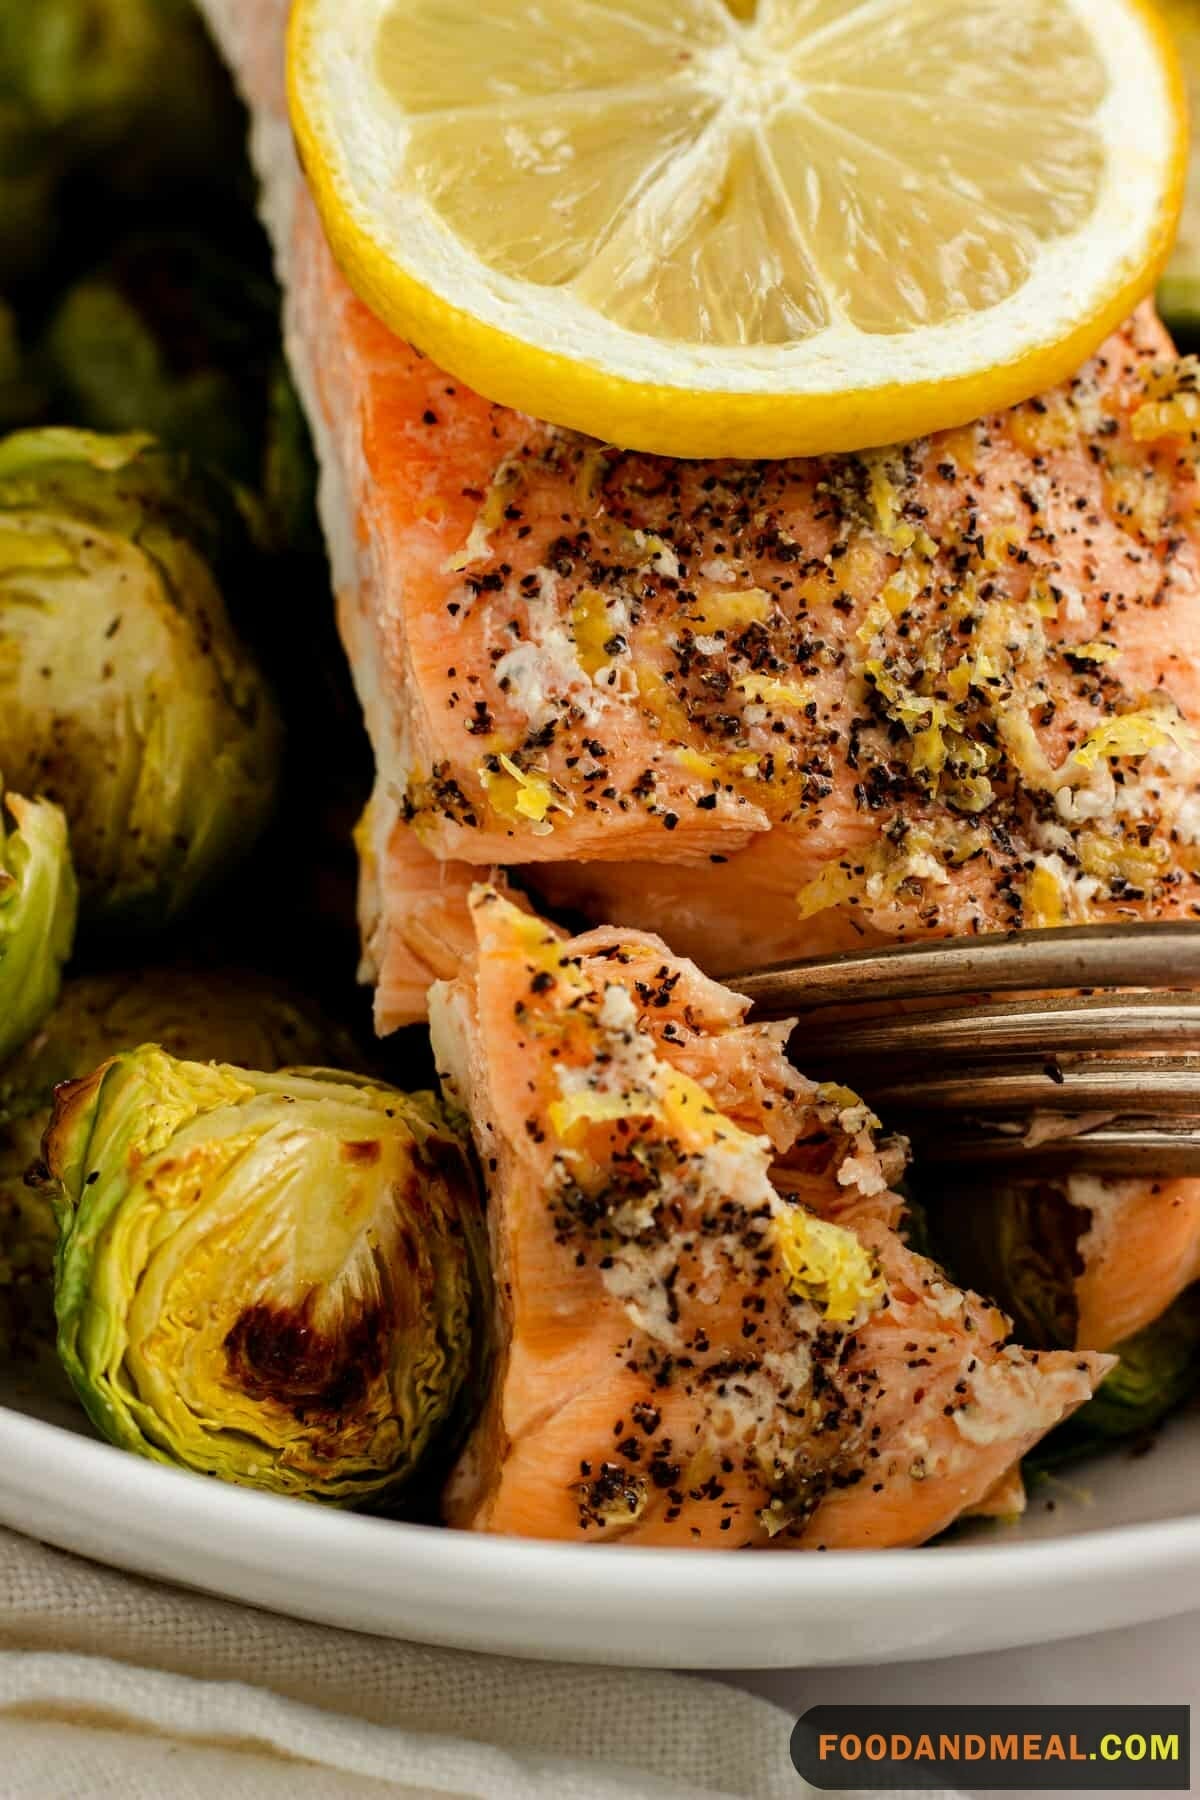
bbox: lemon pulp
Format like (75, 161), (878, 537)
(377, 0), (1108, 352)
(291, 0), (1186, 456)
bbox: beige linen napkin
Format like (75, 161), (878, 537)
(0, 1526), (806, 1799)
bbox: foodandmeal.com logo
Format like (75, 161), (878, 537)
(790, 1706), (1190, 1791)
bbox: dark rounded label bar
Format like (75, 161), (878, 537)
(791, 1706), (1190, 1791)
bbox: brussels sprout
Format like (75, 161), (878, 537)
(0, 0), (246, 285)
(42, 1048), (487, 1504)
(0, 428), (283, 929)
(0, 785), (76, 1065)
(1027, 1288), (1200, 1474)
(0, 964), (365, 1350)
(43, 239), (281, 492)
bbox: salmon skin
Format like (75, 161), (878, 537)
(200, 0), (1200, 1358)
(430, 889), (1110, 1547)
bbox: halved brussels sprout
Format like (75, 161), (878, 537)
(0, 965), (364, 1350)
(44, 246), (321, 557)
(1028, 1288), (1200, 1473)
(0, 428), (283, 929)
(43, 1048), (487, 1504)
(0, 784), (76, 1064)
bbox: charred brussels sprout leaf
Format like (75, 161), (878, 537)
(1028, 1288), (1200, 1474)
(0, 785), (76, 1064)
(0, 966), (364, 1351)
(0, 428), (283, 930)
(45, 1049), (487, 1505)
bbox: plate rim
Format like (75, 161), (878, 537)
(5, 1400), (1200, 1598)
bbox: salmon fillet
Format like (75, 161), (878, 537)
(202, 0), (1200, 1355)
(429, 888), (1111, 1547)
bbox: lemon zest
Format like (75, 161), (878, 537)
(1023, 863), (1066, 928)
(549, 1086), (657, 1141)
(1073, 709), (1190, 770)
(775, 1205), (885, 1325)
(676, 745), (722, 782)
(689, 588), (773, 631)
(479, 755), (572, 829)
(737, 674), (812, 709)
(571, 588), (615, 677)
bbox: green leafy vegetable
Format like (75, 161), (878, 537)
(43, 1048), (489, 1505)
(0, 427), (283, 930)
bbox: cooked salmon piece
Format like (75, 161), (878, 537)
(429, 888), (1110, 1547)
(329, 297), (1200, 1010)
(201, 0), (1200, 1029)
(202, 0), (1200, 1361)
(1071, 1177), (1200, 1349)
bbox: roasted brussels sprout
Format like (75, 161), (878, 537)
(0, 428), (283, 929)
(0, 0), (245, 285)
(0, 965), (365, 1350)
(1028, 1288), (1200, 1473)
(0, 784), (75, 1065)
(43, 239), (281, 492)
(43, 1048), (487, 1504)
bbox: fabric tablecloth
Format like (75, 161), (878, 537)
(0, 1525), (789, 1798)
(0, 1524), (949, 1800)
(2, 1521), (1191, 1797)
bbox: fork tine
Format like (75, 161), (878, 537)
(734, 923), (1200, 1172)
(917, 1120), (1200, 1175)
(737, 920), (1200, 1017)
(862, 1057), (1200, 1115)
(792, 992), (1200, 1063)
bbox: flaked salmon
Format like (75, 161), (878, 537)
(429, 888), (1110, 1547)
(201, 0), (1200, 1358)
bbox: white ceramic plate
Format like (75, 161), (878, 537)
(2, 1361), (1198, 1669)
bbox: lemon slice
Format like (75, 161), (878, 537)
(289, 0), (1186, 459)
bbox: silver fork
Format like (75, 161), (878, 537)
(735, 922), (1200, 1175)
